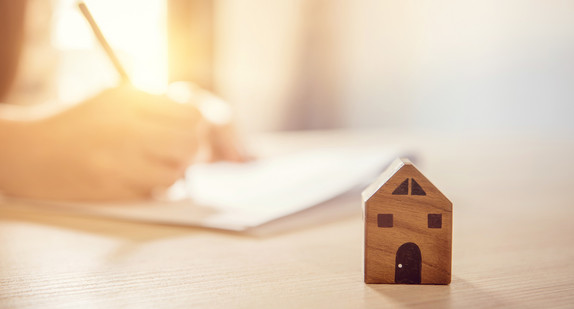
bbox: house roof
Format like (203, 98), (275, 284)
(361, 157), (410, 202)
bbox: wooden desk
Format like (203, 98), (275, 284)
(1, 131), (574, 308)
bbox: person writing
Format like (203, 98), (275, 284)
(0, 0), (244, 201)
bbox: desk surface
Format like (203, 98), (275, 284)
(1, 131), (574, 308)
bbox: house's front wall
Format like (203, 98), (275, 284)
(364, 165), (452, 284)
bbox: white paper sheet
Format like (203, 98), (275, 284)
(8, 146), (401, 231)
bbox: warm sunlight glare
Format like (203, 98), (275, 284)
(53, 0), (168, 99)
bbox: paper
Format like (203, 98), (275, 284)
(13, 146), (401, 231)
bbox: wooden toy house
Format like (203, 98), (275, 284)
(362, 158), (452, 284)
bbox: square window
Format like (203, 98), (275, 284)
(428, 214), (442, 228)
(377, 214), (393, 228)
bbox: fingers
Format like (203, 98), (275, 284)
(85, 168), (182, 202)
(101, 85), (203, 132)
(203, 123), (251, 163)
(115, 154), (186, 196)
(135, 94), (203, 131)
(135, 122), (200, 167)
(127, 93), (203, 166)
(88, 147), (189, 200)
(89, 182), (152, 201)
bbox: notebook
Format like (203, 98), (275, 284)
(7, 146), (402, 231)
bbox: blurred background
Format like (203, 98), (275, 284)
(7, 0), (574, 135)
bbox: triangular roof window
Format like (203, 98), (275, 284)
(392, 178), (409, 195)
(411, 178), (426, 196)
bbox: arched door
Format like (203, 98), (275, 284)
(395, 242), (422, 284)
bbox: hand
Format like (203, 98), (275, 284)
(166, 81), (251, 163)
(0, 85), (202, 201)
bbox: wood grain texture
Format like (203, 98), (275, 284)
(363, 159), (452, 284)
(1, 131), (574, 308)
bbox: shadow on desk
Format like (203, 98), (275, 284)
(0, 189), (360, 240)
(366, 276), (512, 307)
(0, 205), (197, 241)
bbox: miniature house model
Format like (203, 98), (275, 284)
(362, 158), (452, 284)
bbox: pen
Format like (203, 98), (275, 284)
(77, 1), (131, 84)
